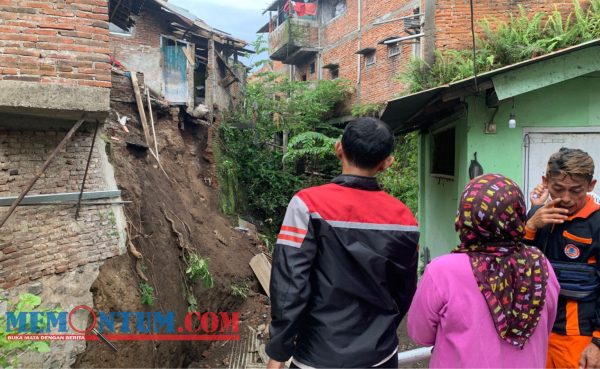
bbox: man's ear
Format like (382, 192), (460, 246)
(588, 179), (597, 193)
(377, 156), (395, 172)
(542, 175), (549, 187)
(334, 141), (343, 159)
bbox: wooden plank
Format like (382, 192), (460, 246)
(182, 46), (195, 67)
(0, 191), (122, 206)
(130, 72), (152, 147)
(249, 253), (272, 297)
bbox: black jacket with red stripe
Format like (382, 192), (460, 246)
(525, 195), (600, 337)
(266, 175), (420, 367)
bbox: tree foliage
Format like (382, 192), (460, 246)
(217, 73), (353, 241)
(378, 132), (419, 213)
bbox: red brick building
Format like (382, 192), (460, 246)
(259, 0), (583, 107)
(259, 0), (422, 106)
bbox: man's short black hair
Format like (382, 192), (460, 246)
(341, 117), (395, 169)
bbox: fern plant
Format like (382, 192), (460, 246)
(480, 6), (546, 65)
(351, 102), (384, 117)
(283, 131), (339, 163)
(398, 0), (600, 93)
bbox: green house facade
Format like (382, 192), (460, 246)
(382, 39), (600, 259)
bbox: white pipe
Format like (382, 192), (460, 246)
(373, 13), (424, 26)
(396, 346), (433, 365)
(383, 33), (424, 44)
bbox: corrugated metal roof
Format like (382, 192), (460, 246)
(382, 38), (600, 133)
(151, 0), (248, 48)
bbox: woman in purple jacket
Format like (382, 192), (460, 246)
(407, 174), (559, 368)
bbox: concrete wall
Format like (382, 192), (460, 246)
(0, 121), (125, 289)
(0, 0), (111, 88)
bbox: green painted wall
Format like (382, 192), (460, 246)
(420, 72), (600, 258)
(466, 73), (600, 185)
(418, 112), (467, 259)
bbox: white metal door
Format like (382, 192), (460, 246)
(524, 131), (600, 209)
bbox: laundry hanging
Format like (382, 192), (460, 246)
(294, 1), (306, 16)
(304, 0), (317, 16)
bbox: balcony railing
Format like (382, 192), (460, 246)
(269, 18), (318, 64)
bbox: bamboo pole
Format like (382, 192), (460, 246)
(130, 72), (152, 147)
(146, 88), (159, 164)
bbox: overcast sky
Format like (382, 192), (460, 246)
(169, 0), (272, 65)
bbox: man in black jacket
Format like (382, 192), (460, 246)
(266, 117), (420, 368)
(524, 148), (600, 369)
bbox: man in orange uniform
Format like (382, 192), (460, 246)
(525, 148), (600, 368)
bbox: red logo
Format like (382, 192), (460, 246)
(564, 244), (580, 259)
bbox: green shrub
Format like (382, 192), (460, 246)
(0, 293), (55, 368)
(139, 282), (155, 306)
(230, 282), (250, 299)
(185, 252), (214, 288)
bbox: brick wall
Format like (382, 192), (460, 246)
(109, 7), (169, 95)
(0, 0), (111, 88)
(322, 0), (359, 46)
(433, 0), (577, 51)
(0, 128), (121, 288)
(320, 0), (419, 104)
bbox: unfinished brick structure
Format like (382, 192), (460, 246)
(109, 0), (248, 115)
(260, 0), (586, 107)
(0, 0), (124, 289)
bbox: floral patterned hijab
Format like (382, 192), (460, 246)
(453, 174), (549, 348)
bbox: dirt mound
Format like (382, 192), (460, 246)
(73, 100), (262, 368)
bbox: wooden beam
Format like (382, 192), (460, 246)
(0, 117), (86, 229)
(182, 47), (195, 67)
(492, 46), (600, 100)
(215, 50), (240, 82)
(130, 72), (152, 147)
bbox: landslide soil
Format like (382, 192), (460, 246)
(73, 102), (264, 368)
